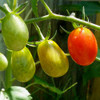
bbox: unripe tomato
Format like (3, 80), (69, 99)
(0, 53), (8, 71)
(2, 13), (29, 51)
(37, 40), (69, 77)
(11, 47), (35, 82)
(68, 27), (98, 66)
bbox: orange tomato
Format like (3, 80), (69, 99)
(68, 27), (98, 66)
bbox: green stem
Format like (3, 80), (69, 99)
(5, 51), (12, 90)
(0, 5), (9, 14)
(65, 53), (70, 56)
(7, 0), (13, 10)
(35, 61), (40, 65)
(33, 22), (45, 40)
(25, 13), (100, 31)
(25, 15), (50, 23)
(25, 82), (36, 89)
(24, 8), (32, 20)
(96, 57), (100, 61)
(62, 82), (77, 94)
(4, 3), (12, 13)
(40, 0), (53, 15)
(13, 0), (18, 10)
(6, 0), (10, 6)
(0, 74), (5, 88)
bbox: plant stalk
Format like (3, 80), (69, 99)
(0, 6), (9, 14)
(13, 0), (18, 10)
(40, 0), (53, 15)
(5, 51), (12, 90)
(33, 22), (45, 40)
(25, 13), (100, 31)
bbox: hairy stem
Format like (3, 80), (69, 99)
(25, 13), (100, 31)
(40, 0), (53, 15)
(33, 22), (45, 40)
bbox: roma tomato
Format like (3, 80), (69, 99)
(0, 53), (8, 71)
(37, 40), (69, 77)
(2, 13), (29, 51)
(68, 27), (98, 66)
(11, 47), (35, 82)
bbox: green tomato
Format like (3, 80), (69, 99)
(37, 40), (69, 77)
(11, 47), (35, 82)
(2, 13), (29, 51)
(0, 53), (8, 71)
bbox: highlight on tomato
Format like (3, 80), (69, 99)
(37, 40), (69, 77)
(68, 27), (98, 66)
(11, 47), (35, 82)
(2, 13), (29, 51)
(0, 53), (8, 71)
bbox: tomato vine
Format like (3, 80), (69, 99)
(0, 0), (100, 100)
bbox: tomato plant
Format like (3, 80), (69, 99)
(68, 27), (98, 66)
(0, 0), (100, 100)
(37, 40), (69, 77)
(2, 13), (29, 51)
(0, 53), (8, 71)
(11, 47), (35, 82)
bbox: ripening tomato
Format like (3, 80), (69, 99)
(0, 53), (8, 71)
(37, 40), (69, 77)
(68, 27), (98, 66)
(2, 13), (29, 51)
(11, 47), (35, 82)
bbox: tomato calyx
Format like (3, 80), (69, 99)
(27, 23), (57, 48)
(0, 1), (28, 17)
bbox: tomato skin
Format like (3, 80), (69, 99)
(2, 13), (29, 51)
(68, 27), (98, 66)
(0, 53), (8, 71)
(37, 40), (69, 77)
(11, 47), (35, 82)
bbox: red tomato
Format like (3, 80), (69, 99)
(68, 27), (98, 66)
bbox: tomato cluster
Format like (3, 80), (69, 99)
(37, 27), (98, 78)
(0, 13), (36, 82)
(0, 11), (98, 81)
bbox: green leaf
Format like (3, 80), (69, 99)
(7, 0), (13, 10)
(83, 48), (100, 85)
(50, 30), (57, 40)
(60, 1), (100, 15)
(31, 0), (39, 17)
(72, 22), (79, 29)
(60, 25), (70, 34)
(13, 0), (18, 10)
(34, 76), (62, 94)
(14, 1), (28, 13)
(83, 61), (100, 85)
(5, 86), (32, 100)
(45, 22), (51, 40)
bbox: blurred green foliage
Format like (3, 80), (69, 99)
(60, 1), (100, 15)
